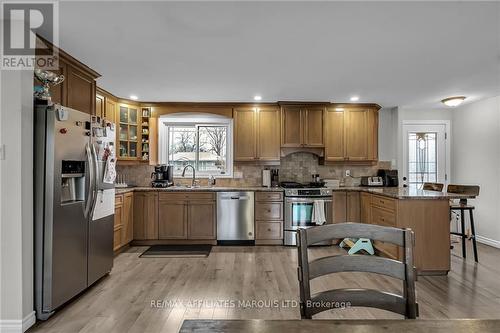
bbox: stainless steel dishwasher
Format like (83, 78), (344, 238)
(217, 192), (254, 245)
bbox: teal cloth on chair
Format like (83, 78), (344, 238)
(340, 238), (375, 255)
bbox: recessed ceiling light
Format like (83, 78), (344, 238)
(441, 96), (466, 107)
(253, 95), (262, 101)
(335, 107), (345, 111)
(350, 96), (359, 102)
(130, 95), (138, 100)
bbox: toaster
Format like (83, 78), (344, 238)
(361, 176), (384, 187)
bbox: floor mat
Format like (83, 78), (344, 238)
(139, 244), (212, 258)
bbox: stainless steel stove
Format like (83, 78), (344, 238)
(282, 183), (332, 246)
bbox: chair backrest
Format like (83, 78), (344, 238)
(446, 184), (480, 197)
(296, 223), (417, 319)
(422, 182), (444, 192)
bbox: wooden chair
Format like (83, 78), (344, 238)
(296, 223), (418, 319)
(422, 182), (444, 192)
(447, 184), (480, 262)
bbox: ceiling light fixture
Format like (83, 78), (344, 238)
(130, 95), (138, 100)
(441, 96), (466, 107)
(350, 96), (359, 102)
(253, 95), (262, 101)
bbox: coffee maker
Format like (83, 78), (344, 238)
(151, 165), (174, 188)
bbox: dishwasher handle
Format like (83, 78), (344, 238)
(224, 195), (250, 200)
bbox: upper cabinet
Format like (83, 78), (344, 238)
(35, 37), (100, 114)
(118, 104), (140, 160)
(325, 105), (379, 162)
(281, 104), (325, 147)
(234, 106), (280, 162)
(96, 88), (117, 122)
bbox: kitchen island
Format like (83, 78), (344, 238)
(115, 186), (472, 275)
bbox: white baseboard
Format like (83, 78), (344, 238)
(0, 311), (36, 333)
(476, 235), (500, 249)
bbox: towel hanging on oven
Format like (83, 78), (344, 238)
(311, 200), (326, 225)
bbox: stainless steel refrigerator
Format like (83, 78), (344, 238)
(34, 103), (116, 320)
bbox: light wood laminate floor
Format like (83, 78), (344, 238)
(29, 242), (500, 333)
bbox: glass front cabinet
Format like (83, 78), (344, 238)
(116, 104), (151, 162)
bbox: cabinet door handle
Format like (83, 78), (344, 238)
(267, 228), (272, 232)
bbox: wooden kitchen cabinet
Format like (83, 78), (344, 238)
(255, 191), (283, 245)
(105, 98), (116, 123)
(66, 65), (96, 115)
(35, 37), (100, 114)
(158, 201), (187, 239)
(157, 192), (216, 241)
(122, 192), (134, 244)
(281, 104), (325, 147)
(114, 197), (123, 251)
(114, 192), (134, 251)
(360, 192), (372, 224)
(133, 192), (158, 240)
(95, 93), (105, 119)
(324, 105), (379, 162)
(188, 201), (216, 239)
(233, 106), (280, 162)
(324, 108), (345, 161)
(332, 191), (360, 223)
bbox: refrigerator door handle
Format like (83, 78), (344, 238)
(84, 143), (95, 218)
(90, 143), (99, 218)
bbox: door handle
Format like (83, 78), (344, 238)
(84, 143), (94, 218)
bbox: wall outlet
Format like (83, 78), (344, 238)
(234, 171), (243, 179)
(345, 169), (351, 177)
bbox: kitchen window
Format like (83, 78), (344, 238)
(158, 114), (233, 177)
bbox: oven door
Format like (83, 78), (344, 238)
(284, 197), (332, 245)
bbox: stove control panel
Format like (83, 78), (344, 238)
(284, 188), (332, 197)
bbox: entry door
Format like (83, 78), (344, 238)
(403, 123), (448, 189)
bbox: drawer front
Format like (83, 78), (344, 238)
(371, 206), (396, 227)
(115, 194), (124, 206)
(159, 192), (215, 201)
(256, 222), (282, 240)
(255, 192), (283, 202)
(255, 202), (283, 220)
(371, 195), (396, 212)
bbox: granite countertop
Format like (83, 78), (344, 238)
(115, 186), (474, 200)
(115, 186), (283, 194)
(333, 186), (475, 200)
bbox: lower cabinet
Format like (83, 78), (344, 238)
(158, 192), (216, 241)
(114, 192), (134, 251)
(133, 192), (158, 240)
(255, 191), (283, 245)
(158, 201), (187, 239)
(332, 191), (360, 223)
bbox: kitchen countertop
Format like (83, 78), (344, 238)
(115, 186), (283, 195)
(115, 186), (474, 200)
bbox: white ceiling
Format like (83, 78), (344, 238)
(52, 1), (500, 108)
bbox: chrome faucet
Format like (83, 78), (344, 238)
(181, 164), (197, 187)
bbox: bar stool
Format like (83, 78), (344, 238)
(447, 184), (480, 262)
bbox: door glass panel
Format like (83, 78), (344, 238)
(129, 142), (137, 158)
(119, 107), (128, 123)
(129, 108), (137, 124)
(119, 141), (128, 157)
(408, 132), (437, 188)
(129, 125), (137, 141)
(119, 124), (128, 140)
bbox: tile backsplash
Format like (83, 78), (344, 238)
(116, 152), (391, 187)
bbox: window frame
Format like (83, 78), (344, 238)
(158, 113), (233, 178)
